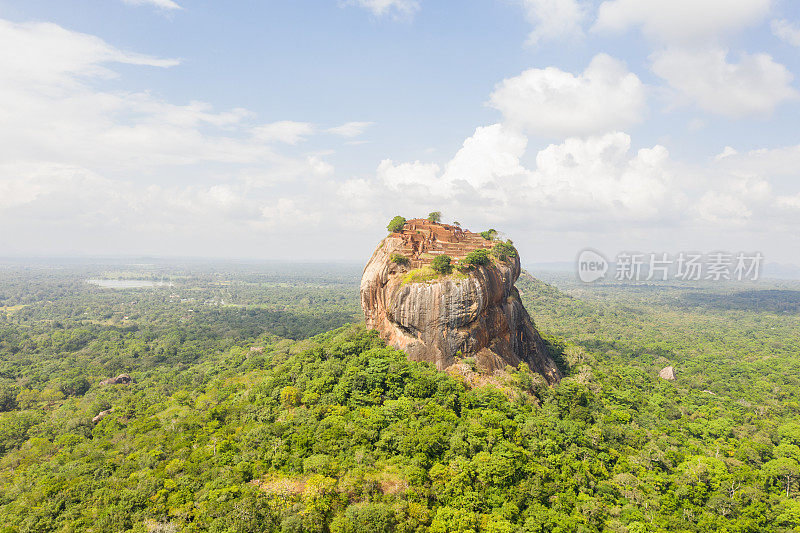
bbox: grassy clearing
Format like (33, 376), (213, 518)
(401, 266), (470, 284)
(402, 267), (439, 284)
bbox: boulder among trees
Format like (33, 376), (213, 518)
(92, 409), (113, 424)
(659, 366), (676, 380)
(99, 374), (135, 386)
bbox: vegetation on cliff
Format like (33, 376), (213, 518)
(387, 216), (407, 233)
(427, 212), (442, 223)
(462, 249), (491, 267)
(480, 229), (498, 241)
(361, 224), (560, 378)
(491, 242), (518, 261)
(390, 253), (410, 266)
(430, 255), (452, 274)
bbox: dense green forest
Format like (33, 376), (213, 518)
(1, 261), (800, 532)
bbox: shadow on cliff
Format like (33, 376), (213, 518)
(540, 335), (571, 376)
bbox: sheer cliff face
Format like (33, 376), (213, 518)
(360, 226), (561, 384)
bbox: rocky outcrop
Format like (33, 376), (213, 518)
(92, 408), (113, 423)
(659, 366), (676, 380)
(100, 373), (135, 386)
(361, 219), (561, 384)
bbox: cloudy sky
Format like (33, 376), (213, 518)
(1, 0), (799, 264)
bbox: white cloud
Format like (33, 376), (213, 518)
(520, 0), (587, 45)
(529, 132), (673, 219)
(772, 18), (800, 46)
(441, 124), (527, 189)
(336, 178), (378, 209)
(0, 19), (341, 171)
(488, 54), (646, 138)
(327, 121), (374, 137)
(0, 161), (151, 228)
(358, 123), (800, 242)
(122, 0), (181, 10)
(693, 175), (771, 227)
(0, 17), (359, 257)
(713, 143), (800, 177)
(715, 146), (738, 161)
(731, 176), (771, 202)
(593, 3), (796, 121)
(0, 158), (337, 253)
(0, 19), (178, 90)
(594, 0), (772, 44)
(2, 14), (799, 261)
(252, 121), (315, 144)
(651, 47), (797, 117)
(777, 194), (800, 210)
(0, 20), (263, 171)
(363, 126), (675, 226)
(374, 125), (529, 204)
(377, 159), (441, 194)
(346, 0), (419, 18)
(690, 153), (792, 230)
(695, 191), (751, 225)
(0, 162), (99, 211)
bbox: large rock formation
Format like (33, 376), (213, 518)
(361, 219), (561, 384)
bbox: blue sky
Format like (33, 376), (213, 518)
(1, 0), (800, 264)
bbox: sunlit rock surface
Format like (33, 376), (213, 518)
(361, 219), (561, 384)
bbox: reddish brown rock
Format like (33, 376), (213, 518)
(361, 220), (561, 384)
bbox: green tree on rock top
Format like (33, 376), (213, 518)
(387, 216), (406, 233)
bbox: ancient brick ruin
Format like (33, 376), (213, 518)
(390, 219), (493, 268)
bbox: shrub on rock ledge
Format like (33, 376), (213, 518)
(491, 242), (518, 261)
(431, 255), (452, 274)
(390, 253), (409, 265)
(480, 229), (498, 241)
(386, 216), (406, 233)
(462, 249), (490, 267)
